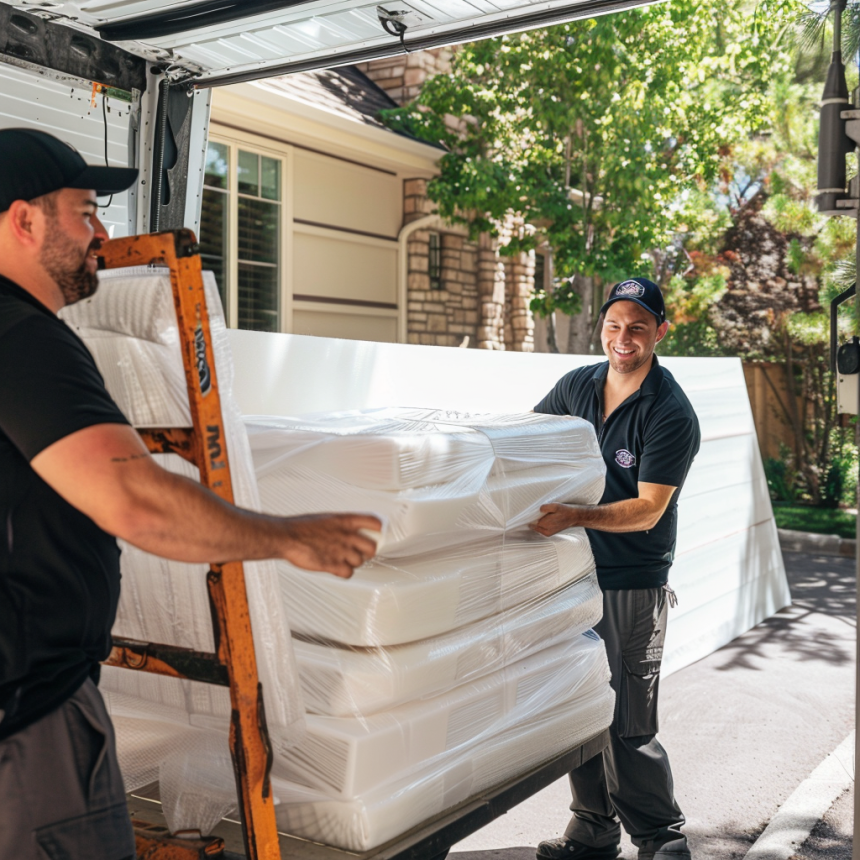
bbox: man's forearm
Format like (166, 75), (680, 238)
(32, 422), (380, 577)
(113, 463), (303, 563)
(530, 496), (666, 538)
(556, 498), (660, 533)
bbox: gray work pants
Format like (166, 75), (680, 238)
(565, 588), (687, 851)
(0, 678), (135, 860)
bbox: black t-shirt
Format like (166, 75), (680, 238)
(0, 276), (129, 740)
(535, 356), (700, 590)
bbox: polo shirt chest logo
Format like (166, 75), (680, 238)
(615, 448), (636, 468)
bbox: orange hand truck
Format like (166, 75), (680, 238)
(99, 229), (279, 860)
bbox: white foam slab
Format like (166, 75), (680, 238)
(295, 571), (603, 716)
(276, 632), (609, 799)
(278, 528), (595, 646)
(270, 667), (615, 850)
(251, 410), (605, 557)
(247, 409), (601, 490)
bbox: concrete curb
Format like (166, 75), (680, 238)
(743, 732), (854, 860)
(778, 528), (856, 558)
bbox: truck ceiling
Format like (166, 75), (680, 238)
(5, 0), (665, 87)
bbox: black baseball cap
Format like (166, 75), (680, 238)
(600, 277), (666, 325)
(0, 128), (138, 213)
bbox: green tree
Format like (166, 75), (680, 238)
(383, 1), (793, 351)
(660, 71), (858, 504)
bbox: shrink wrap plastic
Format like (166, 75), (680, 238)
(296, 572), (603, 716)
(111, 630), (613, 849)
(279, 529), (595, 647)
(277, 631), (610, 799)
(247, 410), (605, 557)
(60, 270), (613, 844)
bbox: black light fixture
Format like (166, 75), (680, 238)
(816, 0), (853, 215)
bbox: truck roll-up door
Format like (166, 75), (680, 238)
(3, 0), (665, 87)
(0, 61), (138, 237)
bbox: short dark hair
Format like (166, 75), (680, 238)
(29, 190), (59, 216)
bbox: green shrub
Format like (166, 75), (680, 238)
(764, 454), (798, 503)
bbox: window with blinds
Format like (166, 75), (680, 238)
(200, 140), (282, 332)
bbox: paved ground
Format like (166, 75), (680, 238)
(793, 784), (853, 860)
(450, 552), (856, 860)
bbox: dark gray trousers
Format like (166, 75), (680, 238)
(565, 588), (687, 851)
(0, 678), (135, 860)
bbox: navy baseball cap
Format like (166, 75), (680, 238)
(600, 277), (666, 325)
(0, 128), (138, 213)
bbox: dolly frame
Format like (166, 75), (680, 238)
(98, 229), (280, 860)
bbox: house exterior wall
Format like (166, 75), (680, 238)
(208, 82), (439, 344)
(402, 178), (534, 351)
(210, 61), (540, 352)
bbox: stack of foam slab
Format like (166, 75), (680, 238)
(272, 631), (613, 851)
(63, 271), (615, 848)
(295, 573), (604, 716)
(240, 407), (614, 850)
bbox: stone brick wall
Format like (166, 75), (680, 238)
(402, 179), (535, 351)
(406, 229), (480, 347)
(388, 51), (536, 352)
(504, 253), (536, 352)
(478, 235), (506, 350)
(357, 48), (453, 105)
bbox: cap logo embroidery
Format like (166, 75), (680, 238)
(615, 280), (645, 298)
(615, 449), (636, 468)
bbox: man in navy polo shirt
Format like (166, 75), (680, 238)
(532, 278), (700, 860)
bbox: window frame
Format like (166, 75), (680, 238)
(203, 127), (294, 332)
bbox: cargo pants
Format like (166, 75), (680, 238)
(0, 678), (135, 860)
(565, 587), (688, 852)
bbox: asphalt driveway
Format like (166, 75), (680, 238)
(450, 551), (856, 860)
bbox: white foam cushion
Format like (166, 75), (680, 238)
(270, 637), (614, 850)
(248, 408), (605, 557)
(279, 528), (595, 646)
(276, 632), (610, 799)
(246, 409), (604, 490)
(295, 571), (603, 716)
(259, 461), (603, 558)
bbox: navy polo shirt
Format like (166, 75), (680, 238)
(535, 356), (700, 590)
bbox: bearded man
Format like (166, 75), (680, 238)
(0, 129), (380, 859)
(532, 278), (700, 860)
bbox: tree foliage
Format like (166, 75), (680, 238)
(383, 1), (794, 286)
(660, 71), (858, 505)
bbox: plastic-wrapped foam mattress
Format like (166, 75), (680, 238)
(279, 528), (595, 647)
(110, 630), (612, 849)
(295, 571), (603, 716)
(60, 269), (307, 760)
(270, 632), (613, 850)
(246, 411), (605, 557)
(247, 408), (605, 488)
(276, 632), (607, 798)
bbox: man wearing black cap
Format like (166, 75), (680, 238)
(531, 278), (700, 860)
(0, 129), (381, 859)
